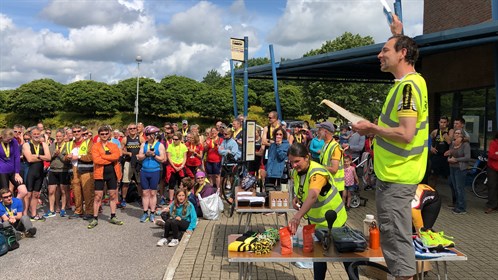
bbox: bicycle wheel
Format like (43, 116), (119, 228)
(221, 174), (235, 205)
(464, 167), (481, 187)
(350, 193), (361, 208)
(472, 171), (488, 199)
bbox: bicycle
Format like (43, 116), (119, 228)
(472, 155), (488, 199)
(464, 154), (488, 199)
(220, 158), (247, 217)
(353, 152), (376, 190)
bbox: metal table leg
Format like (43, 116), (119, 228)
(435, 261), (441, 280)
(238, 213), (245, 233)
(244, 213), (252, 233)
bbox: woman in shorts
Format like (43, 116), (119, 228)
(137, 126), (166, 223)
(0, 128), (28, 199)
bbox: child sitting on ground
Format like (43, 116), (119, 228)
(156, 188), (197, 247)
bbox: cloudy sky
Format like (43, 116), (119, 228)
(0, 0), (424, 90)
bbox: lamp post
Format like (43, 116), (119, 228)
(135, 55), (142, 124)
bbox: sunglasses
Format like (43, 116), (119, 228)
(73, 130), (81, 133)
(2, 194), (12, 199)
(196, 177), (205, 180)
(172, 138), (180, 141)
(276, 133), (283, 136)
(13, 130), (21, 133)
(129, 127), (137, 130)
(100, 132), (109, 136)
(46, 131), (51, 134)
(82, 133), (88, 136)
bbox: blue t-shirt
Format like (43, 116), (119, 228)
(0, 197), (23, 217)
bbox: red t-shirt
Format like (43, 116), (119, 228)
(205, 137), (223, 163)
(186, 142), (204, 167)
(488, 139), (498, 171)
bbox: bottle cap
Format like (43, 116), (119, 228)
(366, 214), (374, 220)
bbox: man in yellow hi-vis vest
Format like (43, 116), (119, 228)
(354, 15), (428, 280)
(317, 122), (345, 193)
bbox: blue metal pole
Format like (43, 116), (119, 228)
(394, 0), (403, 34)
(230, 59), (238, 117)
(269, 45), (282, 120)
(243, 36), (249, 118)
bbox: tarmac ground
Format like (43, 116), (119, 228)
(1, 202), (174, 280)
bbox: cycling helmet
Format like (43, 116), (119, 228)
(241, 175), (257, 191)
(144, 126), (160, 135)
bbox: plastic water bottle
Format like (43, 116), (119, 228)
(363, 214), (376, 239)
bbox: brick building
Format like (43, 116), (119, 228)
(422, 0), (496, 152)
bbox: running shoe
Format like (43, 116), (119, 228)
(419, 229), (440, 248)
(87, 219), (98, 229)
(168, 239), (179, 247)
(68, 213), (83, 219)
(155, 218), (165, 227)
(60, 209), (66, 217)
(159, 197), (166, 205)
(140, 213), (149, 223)
(43, 211), (56, 218)
(157, 238), (168, 247)
(110, 217), (124, 225)
(121, 201), (127, 208)
(452, 210), (467, 215)
(150, 213), (155, 223)
(30, 215), (46, 222)
(82, 214), (93, 220)
(433, 231), (455, 248)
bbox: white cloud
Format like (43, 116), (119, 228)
(0, 0), (424, 90)
(0, 14), (14, 31)
(41, 0), (142, 28)
(266, 0), (425, 59)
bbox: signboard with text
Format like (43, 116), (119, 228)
(230, 37), (245, 62)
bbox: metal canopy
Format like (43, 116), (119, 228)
(234, 21), (498, 83)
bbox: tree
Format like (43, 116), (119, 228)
(258, 84), (305, 119)
(304, 32), (374, 56)
(114, 77), (158, 112)
(0, 90), (12, 113)
(196, 88), (234, 120)
(160, 75), (207, 113)
(202, 69), (222, 86)
(62, 80), (121, 115)
(301, 32), (389, 121)
(10, 79), (63, 119)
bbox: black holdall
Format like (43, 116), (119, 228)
(331, 226), (367, 253)
(316, 225), (368, 253)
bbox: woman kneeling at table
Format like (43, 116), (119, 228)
(287, 143), (348, 280)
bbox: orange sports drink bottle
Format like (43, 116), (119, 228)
(369, 221), (380, 249)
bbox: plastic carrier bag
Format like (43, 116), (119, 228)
(197, 192), (223, 220)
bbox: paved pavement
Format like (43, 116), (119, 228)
(167, 183), (498, 280)
(3, 182), (496, 280)
(2, 202), (174, 280)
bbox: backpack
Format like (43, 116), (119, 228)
(0, 233), (8, 256)
(0, 224), (20, 251)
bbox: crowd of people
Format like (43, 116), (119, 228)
(1, 16), (497, 280)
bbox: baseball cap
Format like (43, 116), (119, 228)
(316, 121), (335, 133)
(182, 120), (188, 125)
